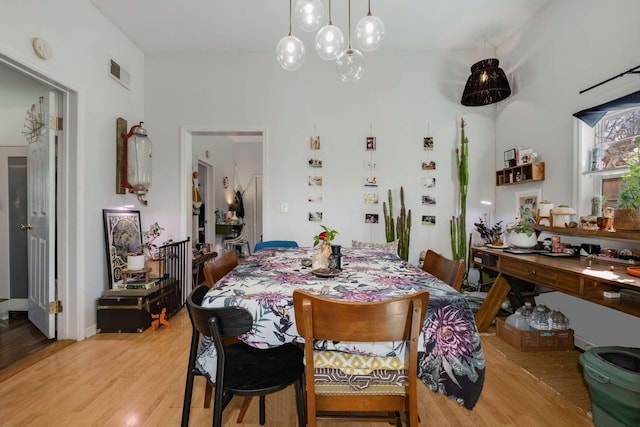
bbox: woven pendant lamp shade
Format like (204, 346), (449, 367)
(461, 58), (511, 106)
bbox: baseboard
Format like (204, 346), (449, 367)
(574, 334), (597, 352)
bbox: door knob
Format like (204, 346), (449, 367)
(20, 223), (33, 230)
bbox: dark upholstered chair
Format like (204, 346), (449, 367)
(182, 285), (305, 427)
(421, 249), (465, 291)
(293, 289), (429, 427)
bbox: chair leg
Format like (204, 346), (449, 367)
(295, 379), (306, 427)
(181, 332), (200, 427)
(259, 395), (266, 425)
(235, 396), (253, 423)
(203, 383), (213, 408)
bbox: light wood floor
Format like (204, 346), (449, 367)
(0, 307), (594, 426)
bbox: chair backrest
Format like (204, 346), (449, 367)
(293, 289), (428, 343)
(421, 249), (465, 291)
(254, 240), (299, 252)
(203, 251), (238, 287)
(187, 284), (253, 341)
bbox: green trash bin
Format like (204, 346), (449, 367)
(579, 346), (640, 427)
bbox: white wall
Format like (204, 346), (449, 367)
(145, 50), (497, 266)
(497, 0), (640, 347)
(0, 0), (145, 339)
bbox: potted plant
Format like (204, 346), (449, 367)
(614, 136), (640, 230)
(473, 218), (504, 246)
(506, 213), (538, 248)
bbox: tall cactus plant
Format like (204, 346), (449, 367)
(396, 186), (412, 261)
(450, 118), (469, 268)
(383, 189), (395, 242)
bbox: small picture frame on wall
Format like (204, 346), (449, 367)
(308, 176), (322, 186)
(423, 137), (434, 150)
(365, 213), (379, 224)
(103, 209), (142, 289)
(310, 136), (321, 150)
(364, 176), (378, 187)
(363, 193), (379, 204)
(422, 215), (436, 225)
(366, 136), (376, 151)
(421, 195), (436, 205)
(421, 161), (436, 170)
(364, 159), (377, 169)
(308, 193), (322, 203)
(309, 211), (323, 221)
(308, 158), (323, 168)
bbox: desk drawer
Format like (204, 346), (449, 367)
(501, 258), (580, 293)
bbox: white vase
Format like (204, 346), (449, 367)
(509, 232), (537, 248)
(127, 254), (145, 270)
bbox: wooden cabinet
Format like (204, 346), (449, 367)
(496, 162), (545, 186)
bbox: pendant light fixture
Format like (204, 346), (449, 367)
(276, 0), (306, 71)
(314, 0), (344, 61)
(355, 0), (385, 52)
(294, 0), (324, 33)
(461, 58), (511, 106)
(336, 0), (365, 82)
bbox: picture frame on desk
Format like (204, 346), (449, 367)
(515, 189), (541, 221)
(103, 209), (142, 289)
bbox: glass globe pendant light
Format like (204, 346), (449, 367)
(336, 0), (365, 82)
(355, 0), (385, 52)
(276, 0), (305, 71)
(314, 0), (344, 60)
(294, 0), (324, 33)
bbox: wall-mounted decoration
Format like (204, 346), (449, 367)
(515, 189), (541, 220)
(308, 193), (322, 203)
(421, 177), (436, 188)
(364, 176), (378, 187)
(421, 161), (436, 170)
(223, 176), (229, 188)
(422, 215), (436, 226)
(103, 209), (142, 289)
(308, 176), (323, 186)
(504, 148), (517, 167)
(310, 136), (321, 150)
(364, 159), (377, 169)
(22, 96), (46, 143)
(308, 158), (323, 168)
(423, 137), (434, 150)
(421, 195), (436, 205)
(309, 211), (323, 221)
(364, 193), (379, 204)
(365, 213), (379, 224)
(366, 136), (377, 151)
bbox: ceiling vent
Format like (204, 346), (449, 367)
(109, 58), (130, 89)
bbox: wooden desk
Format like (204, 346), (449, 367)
(472, 247), (640, 332)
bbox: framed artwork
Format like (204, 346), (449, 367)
(422, 215), (436, 225)
(504, 148), (516, 167)
(515, 189), (541, 220)
(308, 176), (322, 186)
(365, 213), (379, 224)
(310, 136), (321, 150)
(364, 193), (379, 204)
(103, 209), (142, 288)
(366, 136), (376, 151)
(363, 159), (377, 169)
(308, 193), (322, 203)
(421, 160), (436, 170)
(308, 158), (322, 168)
(309, 211), (323, 222)
(364, 176), (378, 187)
(421, 177), (436, 188)
(421, 195), (436, 205)
(423, 137), (434, 150)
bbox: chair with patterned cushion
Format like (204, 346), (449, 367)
(182, 285), (305, 427)
(421, 249), (465, 291)
(293, 289), (429, 427)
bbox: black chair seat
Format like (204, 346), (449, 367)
(224, 342), (304, 393)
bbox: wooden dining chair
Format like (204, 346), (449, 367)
(182, 285), (305, 427)
(203, 250), (238, 288)
(293, 289), (429, 427)
(421, 249), (465, 291)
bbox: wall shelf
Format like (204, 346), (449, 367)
(534, 224), (640, 241)
(496, 162), (545, 186)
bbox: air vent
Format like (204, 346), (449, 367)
(109, 58), (130, 89)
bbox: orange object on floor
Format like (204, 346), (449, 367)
(151, 307), (171, 330)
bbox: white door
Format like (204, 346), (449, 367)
(27, 91), (57, 338)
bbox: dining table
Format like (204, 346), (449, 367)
(197, 246), (485, 409)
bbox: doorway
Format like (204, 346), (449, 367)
(0, 54), (79, 344)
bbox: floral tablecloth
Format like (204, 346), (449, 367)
(198, 247), (485, 409)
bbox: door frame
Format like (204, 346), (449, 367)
(0, 53), (81, 340)
(179, 126), (267, 297)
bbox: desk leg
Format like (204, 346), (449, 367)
(475, 273), (511, 332)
